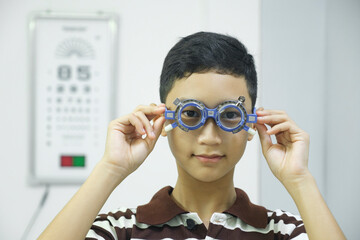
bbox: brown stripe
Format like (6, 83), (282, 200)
(273, 231), (290, 240)
(89, 217), (306, 239)
(137, 186), (187, 225)
(114, 226), (133, 239)
(208, 224), (275, 239)
(89, 224), (116, 240)
(267, 210), (304, 226)
(289, 224), (307, 238)
(132, 224), (207, 239)
(226, 188), (268, 228)
(106, 208), (134, 220)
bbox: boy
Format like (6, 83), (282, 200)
(39, 32), (345, 239)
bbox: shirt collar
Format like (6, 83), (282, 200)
(136, 186), (268, 228)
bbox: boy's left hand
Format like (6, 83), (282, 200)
(255, 108), (311, 187)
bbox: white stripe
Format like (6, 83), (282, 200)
(291, 233), (309, 240)
(85, 229), (107, 240)
(211, 212), (301, 236)
(119, 207), (136, 213)
(135, 213), (202, 230)
(89, 208), (138, 239)
(204, 237), (218, 240)
(269, 209), (303, 221)
(93, 215), (137, 229)
(94, 211), (203, 231)
(91, 221), (119, 239)
(131, 238), (202, 240)
(90, 208), (307, 239)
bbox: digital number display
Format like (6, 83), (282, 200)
(58, 65), (90, 81)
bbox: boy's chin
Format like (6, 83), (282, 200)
(184, 168), (234, 184)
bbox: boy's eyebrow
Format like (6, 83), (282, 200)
(177, 97), (240, 107)
(166, 97), (253, 114)
(174, 97), (253, 113)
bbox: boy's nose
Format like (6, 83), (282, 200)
(197, 119), (222, 145)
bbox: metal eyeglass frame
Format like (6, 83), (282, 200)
(164, 96), (257, 135)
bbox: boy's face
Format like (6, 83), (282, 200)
(162, 72), (254, 183)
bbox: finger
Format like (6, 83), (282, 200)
(144, 116), (166, 148)
(111, 104), (165, 135)
(255, 123), (273, 154)
(153, 115), (166, 137)
(125, 130), (143, 141)
(134, 104), (166, 121)
(134, 104), (166, 113)
(256, 114), (289, 125)
(108, 117), (137, 135)
(256, 109), (287, 117)
(151, 105), (166, 117)
(127, 113), (146, 135)
(266, 121), (298, 135)
(133, 111), (156, 139)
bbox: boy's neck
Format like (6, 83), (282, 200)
(171, 170), (236, 228)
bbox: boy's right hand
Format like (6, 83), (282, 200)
(101, 103), (166, 181)
(38, 104), (166, 240)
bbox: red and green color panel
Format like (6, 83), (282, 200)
(61, 155), (85, 167)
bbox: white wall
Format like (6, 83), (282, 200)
(261, 0), (360, 238)
(0, 1), (260, 239)
(260, 0), (327, 214)
(325, 0), (360, 238)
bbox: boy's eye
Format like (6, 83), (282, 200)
(182, 110), (200, 118)
(220, 111), (240, 119)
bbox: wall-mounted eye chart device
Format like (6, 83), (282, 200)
(29, 12), (118, 184)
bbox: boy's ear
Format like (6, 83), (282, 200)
(247, 124), (256, 141)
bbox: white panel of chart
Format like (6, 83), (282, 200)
(29, 12), (118, 184)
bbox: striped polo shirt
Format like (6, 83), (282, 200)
(86, 186), (308, 239)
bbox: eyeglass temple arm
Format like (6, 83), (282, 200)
(244, 107), (258, 135)
(247, 107), (258, 123)
(164, 108), (178, 132)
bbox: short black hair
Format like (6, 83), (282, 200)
(159, 31), (257, 109)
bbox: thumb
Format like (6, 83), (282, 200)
(153, 116), (166, 137)
(255, 123), (272, 154)
(144, 116), (165, 148)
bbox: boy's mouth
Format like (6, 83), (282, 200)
(193, 154), (224, 163)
